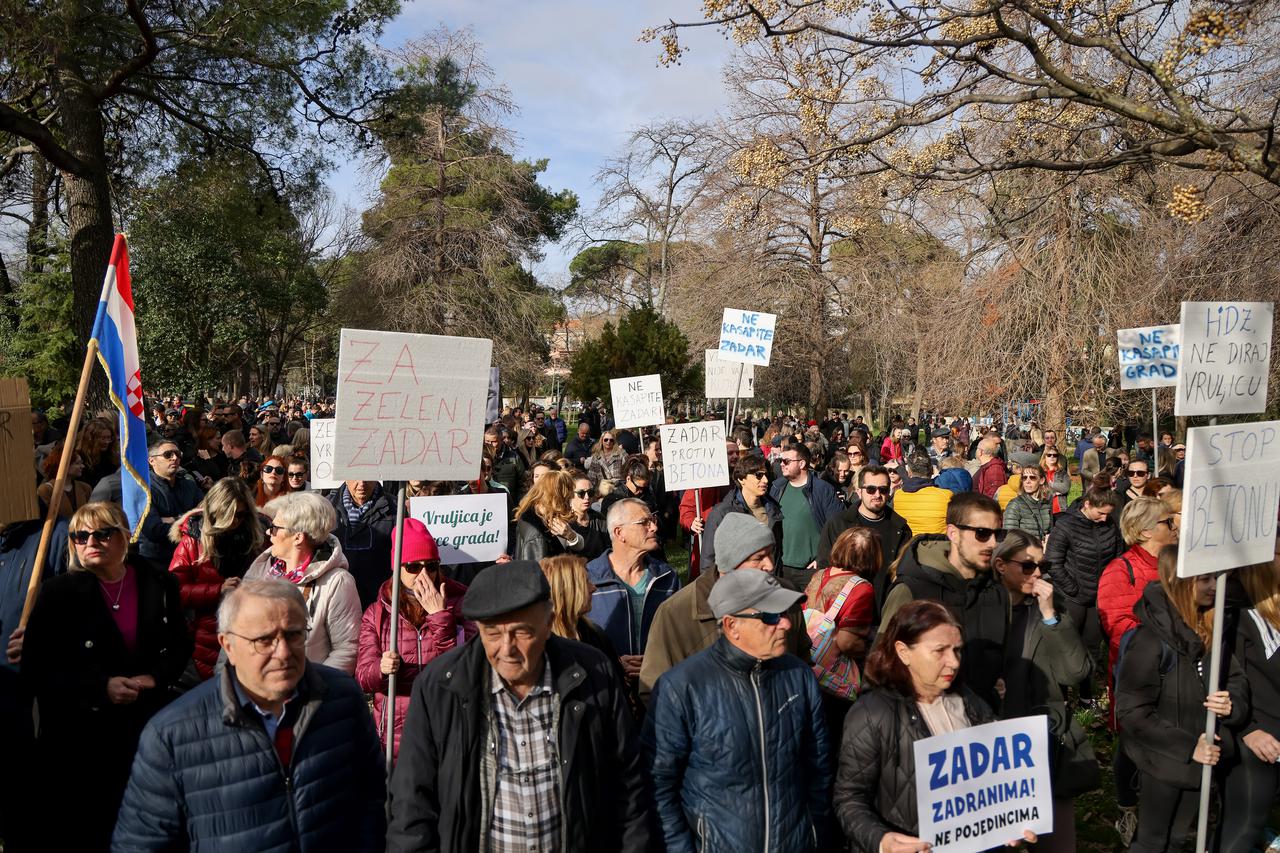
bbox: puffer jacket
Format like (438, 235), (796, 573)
(880, 535), (1009, 710)
(701, 488), (784, 571)
(1003, 493), (1052, 539)
(834, 687), (993, 852)
(244, 537), (361, 673)
(644, 637), (831, 852)
(168, 511), (263, 680)
(934, 466), (972, 494)
(1116, 582), (1248, 789)
(891, 478), (952, 535)
(1044, 504), (1125, 605)
(354, 576), (474, 761)
(111, 662), (385, 852)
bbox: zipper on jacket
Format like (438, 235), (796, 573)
(750, 664), (770, 852)
(698, 813), (707, 851)
(249, 724), (301, 838)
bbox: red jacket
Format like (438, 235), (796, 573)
(167, 513), (225, 681)
(355, 576), (475, 761)
(1097, 544), (1159, 728)
(973, 457), (1009, 499)
(678, 486), (727, 578)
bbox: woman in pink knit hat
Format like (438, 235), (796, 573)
(355, 518), (475, 760)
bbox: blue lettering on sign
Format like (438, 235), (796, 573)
(927, 735), (1036, 790)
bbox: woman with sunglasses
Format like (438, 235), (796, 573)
(992, 530), (1097, 853)
(1115, 459), (1151, 514)
(254, 454), (292, 507)
(1038, 449), (1071, 514)
(1003, 464), (1053, 540)
(513, 469), (584, 562)
(168, 478), (265, 682)
(21, 502), (190, 850)
(285, 457), (309, 492)
(570, 472), (610, 559)
(586, 430), (628, 489)
(355, 518), (474, 761)
(244, 491), (361, 673)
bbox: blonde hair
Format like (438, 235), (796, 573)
(513, 468), (575, 527)
(540, 554), (592, 639)
(197, 478), (263, 563)
(1119, 497), (1166, 546)
(1157, 544), (1213, 648)
(1238, 558), (1280, 633)
(67, 502), (130, 571)
(1019, 465), (1050, 500)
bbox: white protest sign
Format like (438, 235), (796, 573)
(308, 418), (343, 490)
(408, 493), (509, 564)
(334, 328), (492, 480)
(1176, 302), (1274, 416)
(486, 367), (500, 425)
(914, 716), (1053, 853)
(705, 349), (755, 398)
(1117, 324), (1180, 390)
(609, 373), (665, 429)
(659, 421), (731, 491)
(1177, 420), (1280, 578)
(719, 308), (777, 366)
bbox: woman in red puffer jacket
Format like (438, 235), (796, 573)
(355, 518), (475, 761)
(168, 478), (264, 681)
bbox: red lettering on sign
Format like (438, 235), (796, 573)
(352, 390), (375, 422)
(387, 344), (419, 385)
(342, 340), (380, 385)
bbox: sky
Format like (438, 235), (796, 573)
(327, 0), (734, 282)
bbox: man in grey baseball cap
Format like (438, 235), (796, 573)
(642, 568), (831, 851)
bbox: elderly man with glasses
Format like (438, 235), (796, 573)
(585, 497), (680, 690)
(113, 579), (385, 852)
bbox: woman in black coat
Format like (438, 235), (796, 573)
(1115, 544), (1247, 853)
(834, 600), (1036, 853)
(21, 501), (191, 851)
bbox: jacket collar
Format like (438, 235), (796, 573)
(708, 634), (784, 675)
(219, 661), (325, 727)
(442, 635), (588, 700)
(586, 550), (672, 586)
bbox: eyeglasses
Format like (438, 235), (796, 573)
(1006, 558), (1048, 574)
(779, 457), (801, 466)
(1157, 518), (1177, 530)
(150, 449), (180, 460)
(226, 628), (308, 655)
(1126, 469), (1149, 477)
(743, 471), (768, 480)
(69, 528), (116, 545)
(287, 472), (307, 480)
(573, 489), (592, 497)
(262, 465), (285, 475)
(266, 524), (295, 536)
(861, 484), (891, 495)
(954, 524), (1008, 543)
(621, 515), (659, 529)
(731, 611), (786, 625)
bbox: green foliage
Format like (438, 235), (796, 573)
(0, 241), (79, 408)
(566, 307), (700, 403)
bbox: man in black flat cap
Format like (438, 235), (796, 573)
(386, 560), (651, 853)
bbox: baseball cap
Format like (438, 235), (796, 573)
(708, 569), (804, 620)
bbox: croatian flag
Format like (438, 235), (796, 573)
(90, 234), (151, 540)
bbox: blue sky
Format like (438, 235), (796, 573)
(327, 0), (733, 282)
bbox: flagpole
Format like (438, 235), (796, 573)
(20, 336), (104, 628)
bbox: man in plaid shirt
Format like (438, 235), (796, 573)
(387, 560), (650, 853)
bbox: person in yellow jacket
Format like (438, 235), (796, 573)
(891, 455), (953, 534)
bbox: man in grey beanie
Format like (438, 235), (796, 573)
(637, 513), (810, 703)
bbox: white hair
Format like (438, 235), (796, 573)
(263, 491), (336, 544)
(217, 578), (306, 633)
(605, 497), (649, 540)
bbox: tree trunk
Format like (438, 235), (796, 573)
(0, 251), (11, 298)
(28, 154), (52, 274)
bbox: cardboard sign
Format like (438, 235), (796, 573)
(718, 308), (777, 366)
(659, 421), (731, 491)
(408, 493), (508, 564)
(1176, 302), (1274, 416)
(914, 716), (1054, 853)
(333, 329), (492, 480)
(1117, 324), (1180, 390)
(1177, 420), (1280, 578)
(486, 367), (500, 425)
(704, 349), (755, 398)
(307, 419), (343, 490)
(0, 378), (40, 524)
(609, 374), (665, 429)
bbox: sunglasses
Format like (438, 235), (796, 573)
(955, 524), (1008, 543)
(150, 449), (180, 460)
(69, 528), (116, 545)
(573, 489), (592, 498)
(861, 484), (891, 495)
(744, 471), (768, 480)
(1044, 453), (1060, 458)
(262, 465), (285, 475)
(287, 472), (307, 480)
(732, 611), (786, 625)
(402, 560), (439, 574)
(602, 438), (615, 444)
(1158, 518), (1177, 530)
(1127, 469), (1149, 477)
(1006, 558), (1048, 574)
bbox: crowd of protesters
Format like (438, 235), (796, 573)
(0, 396), (1276, 853)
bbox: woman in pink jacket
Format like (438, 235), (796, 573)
(355, 518), (475, 760)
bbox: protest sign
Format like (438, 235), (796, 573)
(486, 367), (500, 425)
(333, 329), (492, 480)
(1117, 324), (1180, 390)
(914, 716), (1053, 853)
(1176, 302), (1274, 416)
(705, 349), (755, 398)
(308, 418), (343, 490)
(659, 421), (731, 491)
(609, 374), (665, 429)
(719, 308), (777, 366)
(0, 378), (40, 524)
(1177, 420), (1280, 578)
(408, 493), (508, 564)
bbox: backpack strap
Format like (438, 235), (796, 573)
(1120, 557), (1135, 586)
